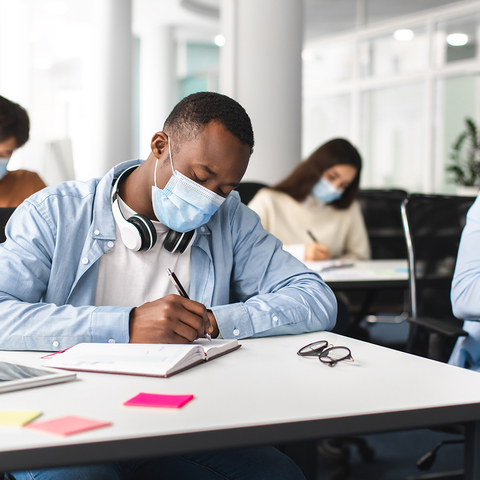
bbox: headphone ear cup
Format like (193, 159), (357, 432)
(127, 215), (157, 252)
(164, 229), (196, 254)
(112, 199), (143, 252)
(177, 230), (196, 253)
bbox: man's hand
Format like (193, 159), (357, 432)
(305, 242), (331, 261)
(129, 294), (214, 344)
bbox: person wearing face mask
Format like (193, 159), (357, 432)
(1, 92), (336, 480)
(0, 95), (46, 207)
(248, 138), (370, 262)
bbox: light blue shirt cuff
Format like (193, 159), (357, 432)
(91, 306), (132, 343)
(211, 303), (254, 340)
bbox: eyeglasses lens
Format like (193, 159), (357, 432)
(319, 347), (352, 366)
(298, 341), (328, 356)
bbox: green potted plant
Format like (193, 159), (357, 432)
(447, 117), (480, 195)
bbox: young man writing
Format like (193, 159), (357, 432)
(1, 92), (336, 479)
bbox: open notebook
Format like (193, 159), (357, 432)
(42, 339), (241, 378)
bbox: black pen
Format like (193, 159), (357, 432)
(307, 230), (319, 243)
(167, 268), (212, 341)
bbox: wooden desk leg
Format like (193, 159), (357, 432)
(464, 421), (480, 480)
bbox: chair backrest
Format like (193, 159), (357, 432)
(235, 182), (268, 205)
(0, 207), (15, 243)
(358, 189), (408, 259)
(401, 194), (475, 319)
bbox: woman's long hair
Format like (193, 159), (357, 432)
(272, 138), (362, 209)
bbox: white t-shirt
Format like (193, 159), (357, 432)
(95, 196), (191, 307)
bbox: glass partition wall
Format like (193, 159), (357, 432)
(302, 1), (480, 194)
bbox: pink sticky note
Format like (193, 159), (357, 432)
(24, 415), (112, 436)
(123, 392), (194, 409)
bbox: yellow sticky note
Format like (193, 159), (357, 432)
(0, 411), (41, 426)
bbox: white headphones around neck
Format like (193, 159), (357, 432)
(111, 166), (196, 253)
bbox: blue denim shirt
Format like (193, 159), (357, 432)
(449, 195), (480, 371)
(0, 160), (337, 352)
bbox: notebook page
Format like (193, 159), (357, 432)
(193, 338), (239, 360)
(42, 343), (204, 377)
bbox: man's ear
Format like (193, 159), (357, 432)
(151, 132), (169, 159)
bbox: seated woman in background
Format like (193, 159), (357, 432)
(0, 95), (46, 207)
(248, 138), (370, 261)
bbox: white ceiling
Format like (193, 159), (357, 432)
(42, 0), (471, 43)
(305, 0), (467, 38)
(171, 0), (469, 40)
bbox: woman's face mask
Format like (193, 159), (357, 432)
(151, 137), (226, 233)
(0, 158), (9, 181)
(311, 177), (344, 204)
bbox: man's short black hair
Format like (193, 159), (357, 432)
(164, 92), (254, 154)
(0, 96), (30, 148)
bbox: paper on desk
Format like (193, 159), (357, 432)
(304, 259), (355, 272)
(123, 392), (194, 408)
(0, 410), (41, 426)
(24, 415), (112, 436)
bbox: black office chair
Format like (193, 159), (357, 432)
(344, 189), (409, 343)
(401, 194), (473, 362)
(358, 189), (408, 260)
(234, 182), (268, 205)
(0, 207), (15, 243)
(401, 193), (474, 480)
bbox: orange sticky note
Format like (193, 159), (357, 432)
(24, 415), (111, 436)
(123, 392), (194, 408)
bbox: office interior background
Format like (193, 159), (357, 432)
(0, 0), (479, 196)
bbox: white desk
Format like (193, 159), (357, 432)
(306, 259), (408, 289)
(1, 332), (480, 478)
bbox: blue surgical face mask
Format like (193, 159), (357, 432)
(311, 177), (344, 204)
(151, 137), (226, 233)
(0, 158), (9, 181)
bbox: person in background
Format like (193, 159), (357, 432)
(0, 95), (46, 207)
(1, 91), (336, 480)
(448, 194), (480, 371)
(248, 138), (370, 262)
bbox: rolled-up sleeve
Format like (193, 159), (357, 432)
(211, 200), (337, 339)
(0, 189), (131, 351)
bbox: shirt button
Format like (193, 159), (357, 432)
(82, 257), (89, 265)
(273, 315), (278, 322)
(94, 230), (100, 236)
(233, 328), (240, 336)
(53, 341), (59, 348)
(108, 338), (115, 344)
(107, 241), (114, 248)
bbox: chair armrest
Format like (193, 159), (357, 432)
(407, 316), (467, 338)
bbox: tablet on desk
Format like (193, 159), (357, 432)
(0, 359), (76, 393)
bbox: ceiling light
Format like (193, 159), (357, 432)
(393, 29), (414, 42)
(447, 33), (468, 46)
(214, 35), (225, 47)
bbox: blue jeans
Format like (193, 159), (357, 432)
(6, 446), (306, 480)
